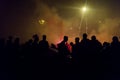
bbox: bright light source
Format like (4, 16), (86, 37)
(82, 7), (87, 12)
(39, 19), (45, 25)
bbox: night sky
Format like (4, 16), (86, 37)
(0, 0), (120, 43)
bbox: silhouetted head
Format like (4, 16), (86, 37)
(42, 35), (46, 41)
(83, 33), (87, 39)
(63, 36), (68, 42)
(91, 35), (96, 41)
(75, 37), (80, 43)
(112, 36), (119, 42)
(33, 34), (39, 41)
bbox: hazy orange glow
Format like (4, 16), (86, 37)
(1, 0), (120, 45)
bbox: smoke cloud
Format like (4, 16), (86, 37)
(1, 0), (120, 44)
(95, 18), (120, 43)
(33, 1), (120, 44)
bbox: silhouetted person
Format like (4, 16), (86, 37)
(111, 36), (120, 55)
(39, 35), (49, 52)
(32, 34), (39, 56)
(32, 34), (39, 47)
(90, 35), (102, 53)
(58, 36), (70, 55)
(72, 37), (81, 64)
(31, 34), (40, 74)
(39, 35), (49, 65)
(88, 35), (102, 73)
(111, 36), (120, 48)
(24, 39), (33, 57)
(57, 36), (70, 63)
(73, 37), (81, 53)
(80, 33), (91, 72)
(80, 33), (90, 56)
(111, 36), (120, 72)
(81, 33), (90, 49)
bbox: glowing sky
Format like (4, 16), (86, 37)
(0, 0), (120, 44)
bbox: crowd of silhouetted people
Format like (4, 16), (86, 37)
(0, 33), (120, 80)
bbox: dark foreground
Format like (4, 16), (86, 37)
(0, 34), (120, 80)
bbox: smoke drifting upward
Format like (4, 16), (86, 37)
(33, 0), (80, 44)
(34, 1), (120, 44)
(34, 1), (65, 43)
(1, 0), (120, 44)
(95, 18), (120, 43)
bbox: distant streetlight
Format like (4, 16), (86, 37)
(79, 6), (88, 36)
(82, 6), (87, 12)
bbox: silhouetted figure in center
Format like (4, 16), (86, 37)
(72, 37), (81, 65)
(80, 33), (90, 56)
(57, 36), (70, 64)
(80, 33), (91, 72)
